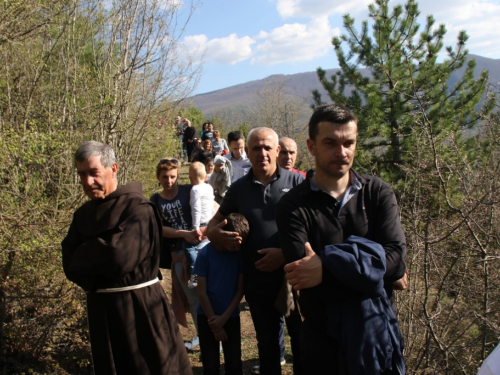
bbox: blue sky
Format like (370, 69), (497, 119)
(179, 0), (500, 95)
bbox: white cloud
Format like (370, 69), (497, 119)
(275, 0), (500, 58)
(182, 33), (255, 65)
(183, 17), (339, 67)
(276, 0), (371, 19)
(182, 34), (207, 64)
(183, 0), (499, 72)
(415, 0), (500, 58)
(251, 17), (340, 66)
(275, 0), (500, 59)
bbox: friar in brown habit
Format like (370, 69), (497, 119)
(62, 141), (192, 375)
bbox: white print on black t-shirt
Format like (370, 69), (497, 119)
(160, 200), (190, 230)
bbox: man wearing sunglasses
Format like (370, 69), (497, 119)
(62, 141), (192, 375)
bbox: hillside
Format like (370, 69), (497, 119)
(189, 54), (500, 118)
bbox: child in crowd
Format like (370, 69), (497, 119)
(209, 155), (232, 204)
(186, 162), (215, 288)
(194, 213), (248, 375)
(204, 156), (215, 182)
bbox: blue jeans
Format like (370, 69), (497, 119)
(186, 239), (209, 275)
(198, 314), (242, 375)
(185, 245), (198, 275)
(279, 318), (285, 361)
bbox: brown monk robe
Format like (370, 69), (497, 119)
(62, 182), (192, 375)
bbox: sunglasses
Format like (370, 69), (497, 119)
(159, 158), (179, 165)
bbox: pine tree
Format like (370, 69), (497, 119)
(313, 0), (494, 182)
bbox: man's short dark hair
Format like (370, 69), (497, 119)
(308, 104), (358, 141)
(227, 130), (245, 144)
(224, 213), (250, 244)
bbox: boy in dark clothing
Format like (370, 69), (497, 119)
(194, 213), (248, 375)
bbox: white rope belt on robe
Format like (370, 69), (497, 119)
(91, 277), (159, 293)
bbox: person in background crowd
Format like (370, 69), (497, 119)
(200, 122), (209, 140)
(174, 115), (187, 160)
(278, 137), (306, 177)
(150, 158), (202, 351)
(190, 138), (204, 162)
(183, 118), (196, 163)
(224, 130), (251, 183)
(276, 104), (407, 374)
(204, 156), (215, 182)
(62, 142), (192, 375)
(202, 122), (215, 142)
(201, 139), (216, 159)
(212, 130), (229, 156)
(207, 127), (304, 375)
(209, 155), (232, 204)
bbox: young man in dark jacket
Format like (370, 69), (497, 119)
(276, 104), (407, 375)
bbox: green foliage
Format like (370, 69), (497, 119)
(314, 0), (500, 372)
(0, 1), (199, 373)
(314, 0), (494, 183)
(179, 105), (205, 132)
(0, 129), (90, 374)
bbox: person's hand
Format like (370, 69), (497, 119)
(392, 270), (409, 290)
(284, 242), (322, 290)
(199, 227), (208, 240)
(208, 315), (226, 332)
(183, 230), (201, 245)
(255, 248), (285, 272)
(212, 328), (228, 342)
(207, 219), (242, 251)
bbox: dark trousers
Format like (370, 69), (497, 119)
(301, 318), (347, 375)
(198, 314), (242, 375)
(301, 318), (401, 375)
(285, 308), (303, 375)
(247, 290), (302, 375)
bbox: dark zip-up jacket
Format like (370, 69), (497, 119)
(276, 169), (406, 323)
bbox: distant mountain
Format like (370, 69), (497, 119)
(189, 54), (500, 118)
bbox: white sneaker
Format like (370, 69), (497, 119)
(184, 336), (199, 350)
(187, 274), (197, 289)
